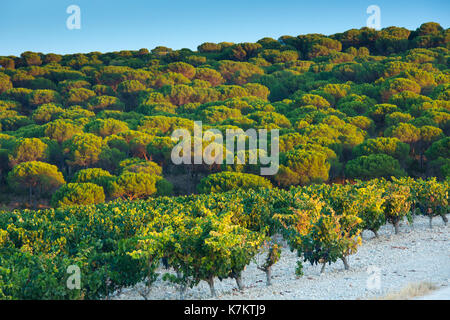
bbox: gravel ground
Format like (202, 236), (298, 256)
(111, 214), (450, 300)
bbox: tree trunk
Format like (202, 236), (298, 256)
(179, 284), (187, 300)
(265, 267), (272, 286)
(411, 204), (416, 222)
(207, 276), (216, 297)
(341, 256), (350, 270)
(394, 220), (400, 234)
(372, 229), (379, 238)
(429, 216), (433, 229)
(29, 185), (32, 205)
(420, 153), (424, 170)
(176, 270), (187, 300)
(320, 262), (326, 274)
(442, 215), (448, 226)
(234, 273), (244, 291)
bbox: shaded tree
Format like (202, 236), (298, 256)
(345, 154), (406, 180)
(9, 138), (48, 166)
(275, 149), (330, 187)
(7, 161), (65, 203)
(197, 171), (273, 194)
(64, 133), (105, 168)
(108, 172), (161, 200)
(51, 182), (105, 207)
(44, 119), (83, 144)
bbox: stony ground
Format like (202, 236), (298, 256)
(111, 214), (450, 300)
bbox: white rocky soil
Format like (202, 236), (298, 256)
(111, 214), (450, 300)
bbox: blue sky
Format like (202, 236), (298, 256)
(1, 0), (449, 56)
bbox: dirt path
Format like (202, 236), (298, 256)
(112, 214), (450, 300)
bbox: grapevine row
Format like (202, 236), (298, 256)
(0, 177), (448, 299)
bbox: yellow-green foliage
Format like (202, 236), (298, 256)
(51, 182), (105, 207)
(0, 177), (447, 299)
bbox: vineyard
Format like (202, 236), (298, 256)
(0, 177), (447, 299)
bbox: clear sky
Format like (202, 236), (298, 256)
(1, 0), (449, 56)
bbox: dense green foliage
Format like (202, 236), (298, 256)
(0, 22), (449, 209)
(51, 182), (106, 207)
(197, 171), (273, 193)
(7, 161), (65, 202)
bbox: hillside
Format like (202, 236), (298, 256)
(0, 22), (449, 300)
(0, 22), (449, 209)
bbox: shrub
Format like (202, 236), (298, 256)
(197, 171), (273, 194)
(72, 168), (114, 190)
(122, 161), (162, 176)
(133, 209), (264, 297)
(383, 182), (412, 234)
(108, 173), (161, 200)
(7, 161), (65, 202)
(345, 154), (406, 180)
(155, 178), (174, 196)
(274, 195), (362, 273)
(415, 178), (448, 227)
(51, 183), (105, 207)
(353, 181), (386, 237)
